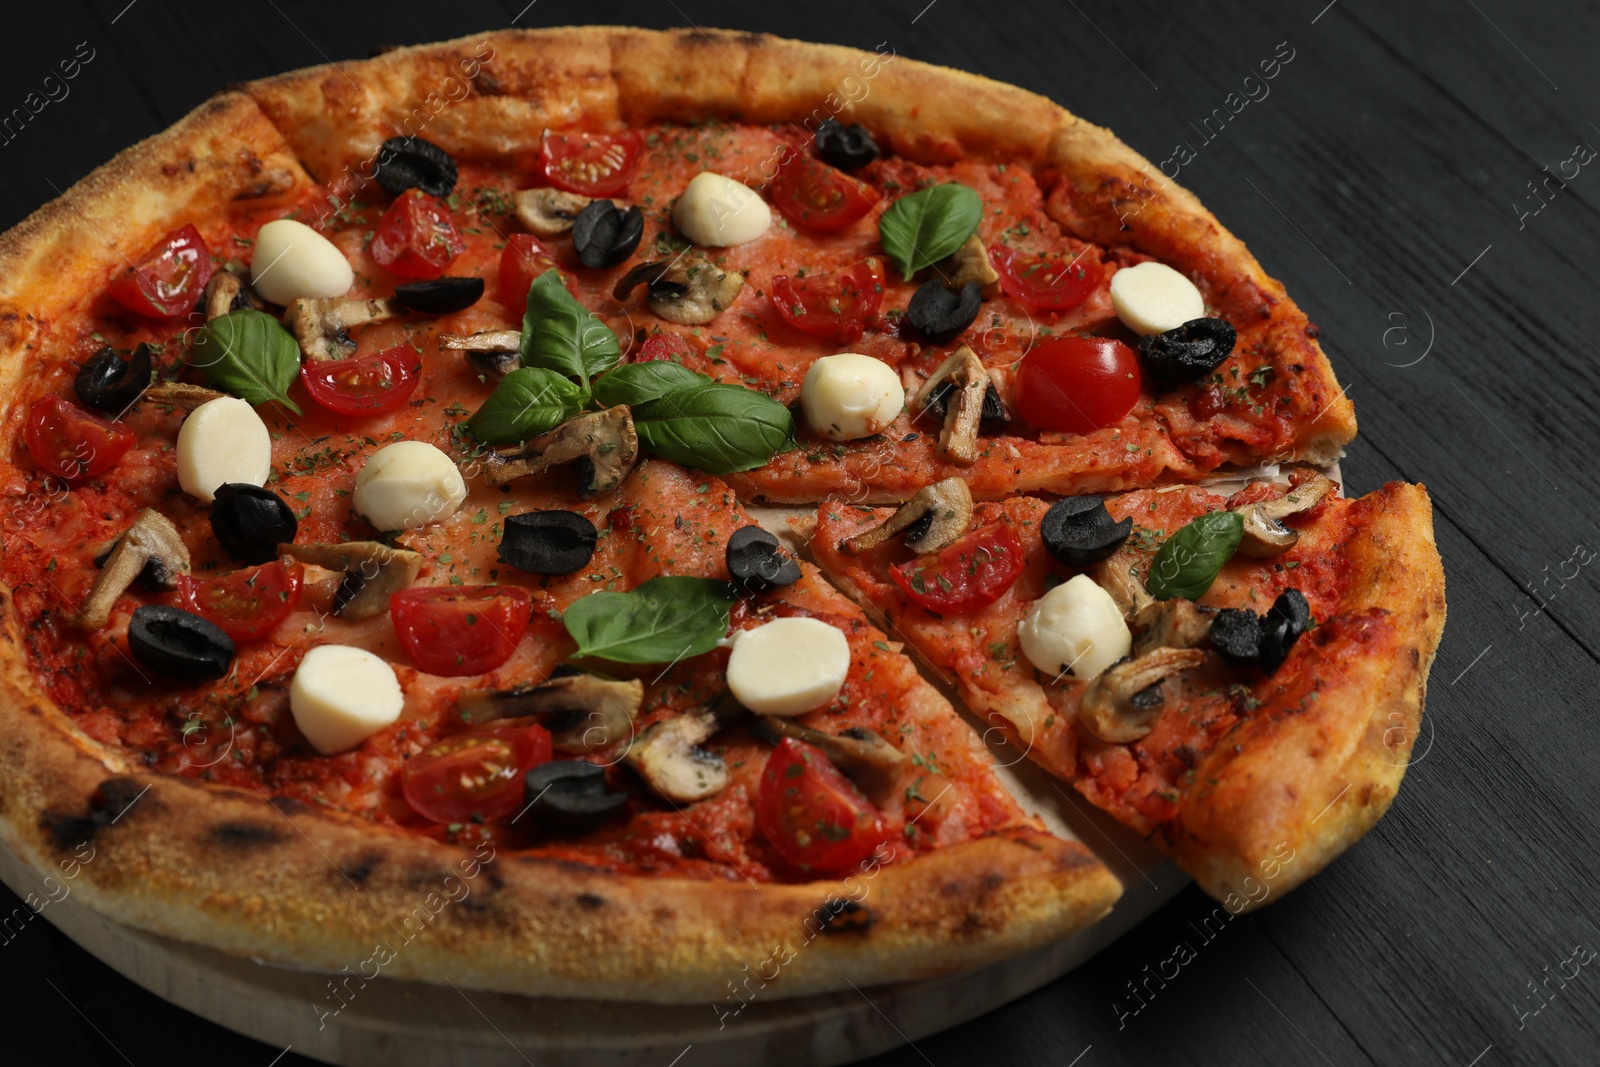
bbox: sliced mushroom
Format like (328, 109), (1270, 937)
(931, 234), (1000, 298)
(439, 330), (522, 379)
(1131, 598), (1216, 655)
(483, 406), (639, 498)
(1089, 555), (1155, 619)
(140, 381), (228, 408)
(456, 674), (644, 754)
(286, 296), (403, 362)
(612, 258), (745, 326)
(202, 269), (265, 321)
(514, 188), (592, 236)
(278, 541), (422, 620)
(910, 345), (1003, 465)
(294, 563), (348, 615)
(1232, 471), (1336, 558)
(842, 477), (974, 556)
(624, 708), (730, 804)
(748, 718), (906, 805)
(74, 510), (190, 631)
(1078, 647), (1208, 743)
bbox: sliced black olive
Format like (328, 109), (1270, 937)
(393, 277), (484, 315)
(522, 760), (627, 834)
(571, 200), (645, 270)
(75, 344), (152, 414)
(1209, 608), (1263, 666)
(1258, 589), (1310, 674)
(1040, 496), (1133, 566)
(127, 605), (234, 681)
(1137, 317), (1237, 386)
(498, 510), (598, 575)
(906, 280), (982, 343)
(372, 136), (458, 199)
(210, 483), (298, 565)
(1270, 587), (1311, 632)
(725, 525), (801, 596)
(814, 118), (880, 170)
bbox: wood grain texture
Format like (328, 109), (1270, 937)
(0, 1), (1593, 1065)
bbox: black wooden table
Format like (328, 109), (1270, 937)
(2, 2), (1596, 1064)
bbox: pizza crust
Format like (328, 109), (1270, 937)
(0, 26), (1370, 999)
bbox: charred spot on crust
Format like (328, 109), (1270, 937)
(38, 811), (97, 850)
(344, 853), (385, 884)
(39, 777), (148, 849)
(268, 795), (312, 816)
(816, 897), (875, 936)
(210, 821), (289, 849)
(471, 68), (504, 96)
(231, 167), (296, 201)
(577, 893), (606, 909)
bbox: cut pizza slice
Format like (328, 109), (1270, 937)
(809, 471), (1446, 906)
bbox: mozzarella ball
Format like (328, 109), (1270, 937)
(726, 616), (851, 716)
(1109, 261), (1205, 335)
(1016, 574), (1131, 681)
(673, 172), (772, 247)
(290, 645), (404, 755)
(177, 397), (272, 503)
(251, 219), (354, 305)
(353, 441), (467, 532)
(801, 354), (904, 441)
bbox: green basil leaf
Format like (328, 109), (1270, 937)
(187, 309), (303, 414)
(563, 575), (734, 663)
(632, 381), (796, 475)
(520, 268), (620, 390)
(592, 360), (708, 408)
(878, 182), (983, 281)
(465, 367), (586, 444)
(1146, 511), (1245, 600)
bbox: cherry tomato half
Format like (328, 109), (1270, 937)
(402, 722), (553, 824)
(390, 585), (531, 677)
(757, 737), (888, 875)
(992, 246), (1102, 312)
(539, 131), (642, 197)
(1013, 336), (1142, 435)
(497, 234), (574, 312)
(24, 396), (134, 481)
(770, 258), (886, 344)
(107, 223), (212, 320)
(176, 561), (302, 643)
(889, 522), (1025, 616)
(767, 149), (878, 231)
(300, 345), (422, 416)
(371, 189), (465, 280)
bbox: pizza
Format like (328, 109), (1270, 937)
(0, 26), (1440, 1004)
(808, 473), (1446, 904)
